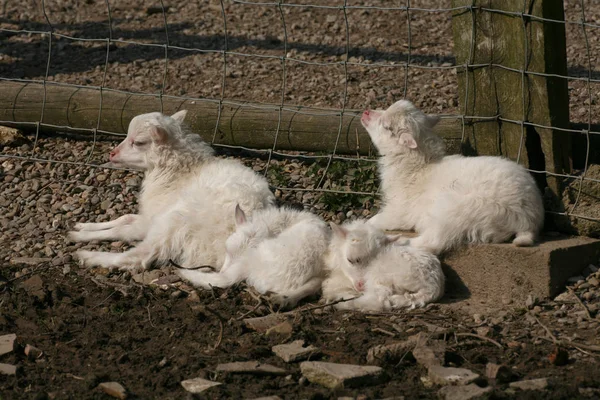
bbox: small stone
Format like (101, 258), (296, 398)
(96, 174), (108, 182)
(125, 177), (140, 187)
(62, 265), (71, 275)
(20, 275), (45, 300)
(412, 341), (445, 368)
(554, 291), (573, 302)
(158, 357), (168, 368)
(186, 290), (200, 302)
(366, 333), (424, 364)
(0, 126), (29, 147)
(216, 361), (287, 376)
(10, 257), (51, 266)
(265, 321), (293, 336)
(131, 269), (162, 285)
(0, 363), (17, 375)
(24, 344), (43, 360)
(428, 366), (479, 386)
(475, 326), (491, 337)
(0, 334), (17, 356)
(525, 294), (536, 308)
(473, 314), (483, 324)
(509, 378), (549, 391)
(170, 290), (184, 299)
(486, 363), (513, 383)
(567, 276), (584, 284)
(588, 277), (599, 287)
(439, 384), (492, 400)
(98, 382), (127, 399)
(100, 200), (112, 210)
(272, 340), (320, 363)
(244, 314), (289, 333)
(299, 361), (386, 389)
(180, 377), (221, 394)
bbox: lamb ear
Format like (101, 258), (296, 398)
(329, 222), (347, 238)
(234, 204), (247, 226)
(150, 126), (170, 144)
(425, 115), (441, 129)
(385, 234), (406, 244)
(399, 132), (418, 149)
(171, 110), (188, 124)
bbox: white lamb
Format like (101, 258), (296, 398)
(177, 205), (329, 309)
(362, 100), (545, 255)
(68, 110), (275, 271)
(322, 220), (444, 311)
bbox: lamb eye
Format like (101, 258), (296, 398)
(133, 140), (148, 147)
(347, 257), (362, 264)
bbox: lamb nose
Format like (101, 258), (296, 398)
(109, 151), (116, 159)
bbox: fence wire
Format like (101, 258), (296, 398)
(0, 1), (599, 226)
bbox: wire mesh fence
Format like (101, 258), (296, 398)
(0, 0), (599, 232)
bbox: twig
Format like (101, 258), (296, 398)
(294, 296), (359, 313)
(567, 286), (593, 320)
(214, 320), (224, 350)
(146, 305), (156, 328)
(236, 298), (264, 320)
(455, 332), (503, 349)
(91, 290), (117, 309)
(536, 336), (600, 354)
(65, 373), (85, 380)
(531, 313), (559, 343)
(372, 327), (396, 337)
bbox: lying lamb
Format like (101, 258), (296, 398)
(177, 205), (329, 309)
(69, 110), (275, 271)
(322, 220), (444, 311)
(362, 100), (544, 255)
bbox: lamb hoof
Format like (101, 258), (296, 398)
(269, 293), (294, 310)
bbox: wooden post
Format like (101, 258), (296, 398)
(452, 0), (572, 228)
(0, 80), (462, 156)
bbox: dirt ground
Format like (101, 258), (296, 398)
(1, 135), (600, 400)
(2, 1), (600, 399)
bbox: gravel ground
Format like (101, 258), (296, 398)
(2, 1), (600, 399)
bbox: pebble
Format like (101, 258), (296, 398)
(439, 384), (492, 400)
(98, 382), (127, 399)
(0, 334), (17, 356)
(180, 377), (221, 394)
(300, 361), (385, 389)
(272, 340), (320, 363)
(0, 363), (17, 376)
(427, 366), (479, 386)
(509, 378), (549, 391)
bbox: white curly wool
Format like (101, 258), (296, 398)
(177, 205), (329, 308)
(69, 110), (275, 271)
(361, 100), (544, 255)
(322, 219), (444, 311)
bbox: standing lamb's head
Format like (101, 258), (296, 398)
(109, 110), (212, 170)
(329, 220), (403, 291)
(221, 205), (271, 271)
(360, 100), (444, 159)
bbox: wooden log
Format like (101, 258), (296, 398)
(0, 81), (462, 156)
(451, 0), (572, 228)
